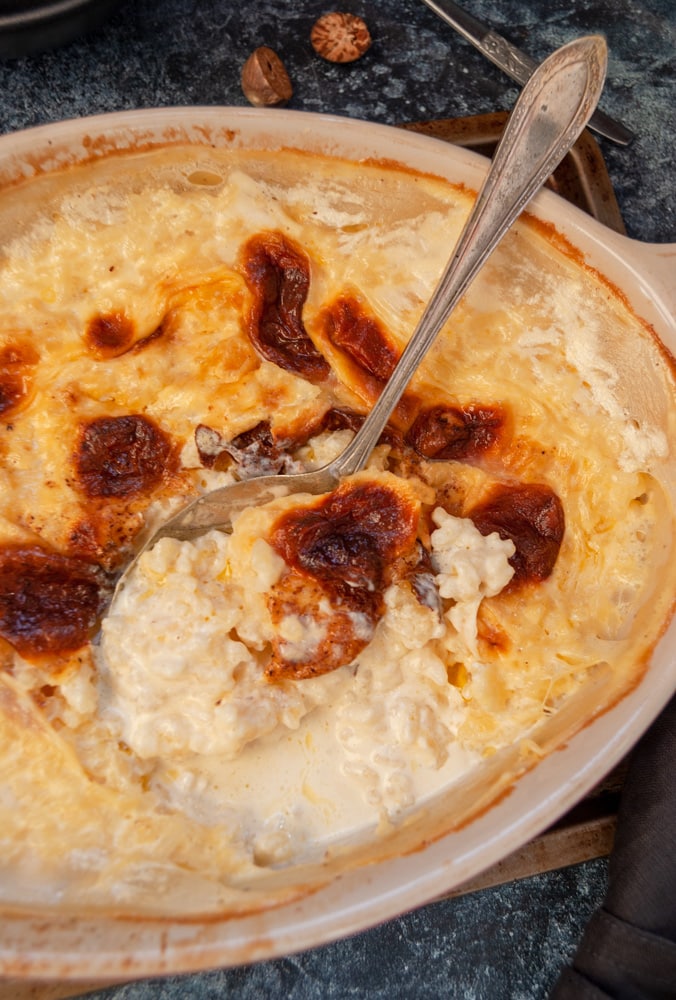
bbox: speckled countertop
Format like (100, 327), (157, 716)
(0, 1), (674, 998)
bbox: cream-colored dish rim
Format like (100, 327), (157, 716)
(0, 107), (674, 980)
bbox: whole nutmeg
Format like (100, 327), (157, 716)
(310, 12), (372, 63)
(241, 46), (293, 107)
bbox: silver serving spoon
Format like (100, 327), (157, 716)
(114, 34), (607, 593)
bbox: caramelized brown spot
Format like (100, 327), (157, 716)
(317, 295), (417, 426)
(0, 341), (39, 417)
(406, 403), (505, 461)
(0, 546), (108, 660)
(323, 295), (399, 381)
(198, 406), (404, 478)
(315, 406), (402, 448)
(240, 232), (329, 380)
(67, 519), (101, 558)
(267, 571), (376, 680)
(272, 482), (417, 595)
(322, 407), (364, 434)
(195, 424), (229, 469)
(85, 311), (136, 358)
(267, 479), (420, 678)
(76, 414), (175, 498)
(468, 483), (564, 585)
(230, 420), (280, 459)
(196, 419), (293, 477)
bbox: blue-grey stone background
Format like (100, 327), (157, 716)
(0, 1), (673, 996)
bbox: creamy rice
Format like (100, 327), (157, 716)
(97, 469), (516, 858)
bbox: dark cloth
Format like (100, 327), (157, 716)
(550, 693), (676, 999)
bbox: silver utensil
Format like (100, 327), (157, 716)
(420, 0), (633, 146)
(112, 34), (607, 595)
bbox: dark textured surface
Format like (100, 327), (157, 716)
(81, 860), (608, 1000)
(0, 2), (673, 997)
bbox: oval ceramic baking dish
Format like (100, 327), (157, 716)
(0, 107), (674, 980)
